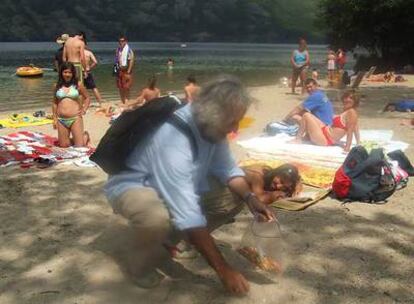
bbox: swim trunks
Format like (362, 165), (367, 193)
(84, 73), (96, 90)
(116, 69), (132, 89)
(71, 62), (83, 85)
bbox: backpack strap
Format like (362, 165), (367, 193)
(168, 115), (199, 161)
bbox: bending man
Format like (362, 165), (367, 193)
(104, 75), (275, 295)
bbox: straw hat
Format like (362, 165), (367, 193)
(56, 34), (69, 44)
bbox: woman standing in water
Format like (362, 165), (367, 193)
(290, 38), (310, 94)
(52, 62), (90, 147)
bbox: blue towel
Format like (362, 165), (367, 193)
(265, 121), (299, 136)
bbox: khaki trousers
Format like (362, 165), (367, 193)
(113, 178), (243, 275)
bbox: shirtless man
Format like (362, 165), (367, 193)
(84, 45), (103, 106)
(63, 31), (87, 84)
(127, 75), (160, 108)
(184, 75), (200, 103)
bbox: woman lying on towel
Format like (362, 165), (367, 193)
(243, 163), (302, 204)
(294, 90), (360, 152)
(52, 62), (91, 147)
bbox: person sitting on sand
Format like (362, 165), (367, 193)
(383, 100), (414, 112)
(294, 90), (361, 152)
(127, 75), (161, 108)
(283, 78), (334, 128)
(366, 72), (395, 83)
(52, 62), (90, 147)
(184, 75), (201, 103)
(243, 164), (302, 204)
(95, 103), (127, 117)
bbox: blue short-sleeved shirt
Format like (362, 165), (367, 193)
(395, 100), (414, 112)
(104, 104), (245, 231)
(302, 90), (334, 126)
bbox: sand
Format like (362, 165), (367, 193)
(1, 78), (413, 304)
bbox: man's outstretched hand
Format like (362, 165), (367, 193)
(246, 195), (276, 222)
(218, 265), (250, 295)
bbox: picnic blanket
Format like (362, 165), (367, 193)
(0, 131), (95, 168)
(238, 130), (409, 169)
(240, 159), (335, 189)
(0, 113), (53, 128)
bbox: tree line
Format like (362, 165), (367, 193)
(0, 0), (323, 43)
(318, 0), (414, 70)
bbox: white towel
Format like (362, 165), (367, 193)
(119, 44), (130, 67)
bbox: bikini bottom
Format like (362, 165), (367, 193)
(58, 116), (78, 128)
(321, 126), (334, 146)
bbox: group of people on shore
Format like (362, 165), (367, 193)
(290, 38), (347, 93)
(48, 33), (364, 296)
(52, 33), (201, 148)
(285, 78), (360, 152)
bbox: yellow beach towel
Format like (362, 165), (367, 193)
(0, 113), (53, 129)
(239, 159), (336, 189)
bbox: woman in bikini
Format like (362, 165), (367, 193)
(297, 90), (360, 152)
(52, 62), (90, 147)
(243, 163), (302, 204)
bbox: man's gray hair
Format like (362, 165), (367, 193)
(192, 75), (252, 137)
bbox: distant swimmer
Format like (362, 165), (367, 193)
(167, 58), (174, 70)
(184, 75), (200, 103)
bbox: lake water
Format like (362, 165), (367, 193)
(0, 42), (343, 112)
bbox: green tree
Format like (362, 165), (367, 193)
(318, 0), (414, 68)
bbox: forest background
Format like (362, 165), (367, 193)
(1, 0), (413, 69)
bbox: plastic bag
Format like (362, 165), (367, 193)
(238, 219), (284, 274)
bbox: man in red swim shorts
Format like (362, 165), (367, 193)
(115, 35), (135, 104)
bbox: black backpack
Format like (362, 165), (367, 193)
(332, 146), (397, 203)
(90, 96), (198, 174)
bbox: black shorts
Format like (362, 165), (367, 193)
(84, 73), (96, 89)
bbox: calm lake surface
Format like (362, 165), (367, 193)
(0, 42), (346, 112)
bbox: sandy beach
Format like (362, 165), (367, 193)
(1, 79), (413, 304)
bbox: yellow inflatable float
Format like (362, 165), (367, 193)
(16, 65), (44, 77)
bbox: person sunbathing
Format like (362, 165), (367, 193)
(294, 90), (360, 152)
(366, 71), (406, 83)
(127, 75), (161, 108)
(382, 100), (414, 112)
(95, 103), (127, 117)
(243, 163), (302, 204)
